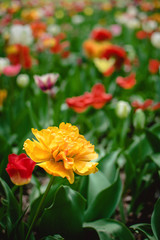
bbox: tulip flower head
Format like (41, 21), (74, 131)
(9, 24), (33, 46)
(94, 58), (115, 76)
(101, 45), (126, 74)
(6, 153), (36, 185)
(24, 123), (98, 184)
(148, 59), (160, 74)
(91, 27), (112, 41)
(66, 83), (112, 112)
(3, 64), (21, 77)
(132, 99), (153, 111)
(34, 73), (59, 93)
(116, 73), (136, 89)
(7, 44), (32, 69)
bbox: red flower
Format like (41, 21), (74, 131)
(6, 153), (36, 185)
(66, 83), (112, 112)
(151, 102), (160, 111)
(116, 73), (136, 89)
(101, 45), (126, 69)
(132, 99), (153, 111)
(50, 36), (70, 58)
(103, 66), (115, 77)
(136, 30), (152, 40)
(31, 21), (46, 38)
(66, 93), (92, 113)
(91, 28), (112, 41)
(149, 59), (160, 74)
(7, 44), (32, 69)
(91, 83), (112, 109)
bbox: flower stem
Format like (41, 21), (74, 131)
(20, 186), (23, 213)
(119, 198), (126, 223)
(25, 175), (55, 240)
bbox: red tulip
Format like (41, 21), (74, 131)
(66, 83), (112, 112)
(148, 59), (160, 74)
(132, 99), (153, 111)
(151, 102), (160, 111)
(136, 30), (151, 40)
(66, 93), (92, 113)
(116, 73), (136, 89)
(101, 45), (126, 69)
(91, 28), (112, 41)
(7, 44), (32, 69)
(6, 153), (36, 185)
(91, 83), (112, 109)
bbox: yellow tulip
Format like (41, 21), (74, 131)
(24, 123), (98, 184)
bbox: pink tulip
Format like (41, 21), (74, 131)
(3, 64), (21, 77)
(110, 24), (122, 36)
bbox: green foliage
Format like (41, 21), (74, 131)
(151, 198), (160, 240)
(37, 186), (86, 239)
(84, 219), (134, 240)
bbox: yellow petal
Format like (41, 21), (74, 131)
(74, 160), (98, 175)
(94, 57), (115, 73)
(37, 160), (74, 184)
(24, 139), (52, 163)
(32, 128), (55, 149)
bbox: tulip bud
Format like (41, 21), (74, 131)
(116, 101), (131, 119)
(16, 74), (29, 88)
(6, 153), (36, 186)
(133, 109), (145, 130)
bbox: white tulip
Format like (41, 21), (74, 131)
(9, 24), (33, 46)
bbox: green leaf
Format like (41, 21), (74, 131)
(84, 170), (122, 222)
(83, 219), (135, 240)
(0, 178), (24, 239)
(151, 198), (160, 240)
(29, 177), (67, 224)
(150, 154), (160, 168)
(0, 178), (20, 224)
(98, 150), (120, 183)
(146, 129), (160, 153)
(87, 171), (110, 205)
(125, 134), (152, 164)
(130, 223), (156, 240)
(41, 235), (64, 240)
(37, 185), (86, 239)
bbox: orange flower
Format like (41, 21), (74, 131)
(83, 39), (111, 58)
(24, 123), (98, 184)
(31, 21), (46, 38)
(0, 89), (7, 107)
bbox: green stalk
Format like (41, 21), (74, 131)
(25, 175), (55, 240)
(20, 186), (23, 213)
(119, 198), (126, 223)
